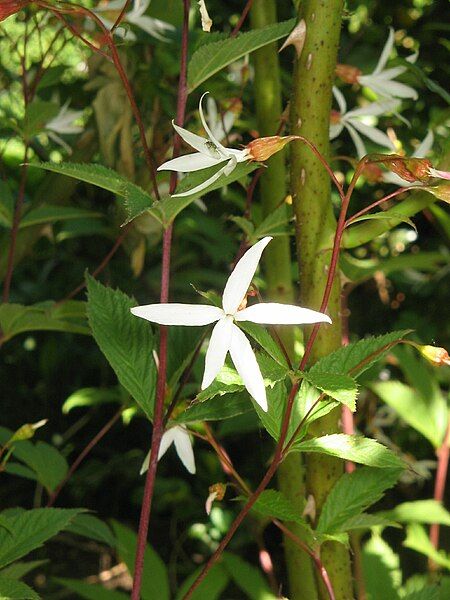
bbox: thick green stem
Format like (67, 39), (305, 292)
(290, 2), (354, 599)
(251, 2), (317, 598)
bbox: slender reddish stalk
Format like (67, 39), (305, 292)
(2, 145), (29, 303)
(344, 185), (413, 227)
(231, 0), (254, 37)
(429, 420), (450, 561)
(340, 288), (355, 473)
(111, 0), (132, 33)
(131, 3), (191, 598)
(183, 156), (368, 599)
(47, 407), (124, 507)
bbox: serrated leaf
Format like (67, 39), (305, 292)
(153, 162), (258, 225)
(175, 564), (229, 600)
(221, 553), (277, 600)
(0, 577), (40, 600)
(317, 467), (400, 535)
(251, 489), (307, 526)
(86, 276), (157, 419)
(370, 380), (447, 449)
(0, 301), (90, 344)
(30, 163), (154, 225)
(339, 513), (399, 531)
(0, 560), (47, 581)
(188, 19), (296, 90)
(65, 514), (116, 547)
(287, 379), (338, 443)
(62, 387), (122, 414)
(238, 321), (288, 367)
(304, 371), (358, 411)
(0, 508), (83, 569)
(19, 205), (103, 229)
(55, 578), (127, 600)
(404, 524), (450, 570)
(310, 330), (411, 378)
(378, 500), (450, 526)
(252, 203), (292, 240)
(0, 427), (68, 493)
(111, 521), (169, 600)
(175, 392), (251, 423)
(293, 434), (405, 469)
(197, 366), (244, 401)
(229, 216), (255, 238)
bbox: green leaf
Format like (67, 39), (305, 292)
(196, 366), (244, 402)
(229, 216), (255, 238)
(379, 500), (450, 526)
(293, 434), (405, 469)
(0, 508), (83, 569)
(0, 301), (90, 344)
(338, 513), (398, 532)
(238, 321), (288, 367)
(0, 560), (47, 581)
(111, 521), (169, 600)
(0, 427), (68, 493)
(65, 514), (116, 547)
(187, 18), (296, 90)
(62, 387), (122, 414)
(404, 524), (450, 570)
(0, 578), (40, 600)
(251, 489), (307, 526)
(362, 535), (401, 600)
(153, 162), (258, 225)
(251, 203), (292, 240)
(310, 330), (411, 378)
(54, 578), (127, 600)
(30, 163), (154, 225)
(0, 181), (14, 228)
(347, 211), (417, 233)
(304, 371), (358, 411)
(253, 382), (287, 441)
(86, 276), (157, 419)
(370, 380), (447, 449)
(287, 379), (338, 443)
(403, 586), (440, 600)
(19, 206), (103, 229)
(175, 564), (229, 600)
(175, 392), (252, 423)
(23, 100), (59, 138)
(221, 553), (277, 600)
(317, 467), (400, 535)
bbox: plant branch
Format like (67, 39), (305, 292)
(429, 419), (450, 567)
(231, 0), (254, 37)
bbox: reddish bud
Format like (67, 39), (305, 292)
(362, 162), (384, 183)
(419, 345), (450, 367)
(374, 155), (434, 183)
(336, 63), (362, 85)
(246, 135), (298, 162)
(0, 0), (29, 21)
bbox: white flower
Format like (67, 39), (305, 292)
(131, 237), (331, 411)
(330, 87), (398, 158)
(94, 0), (175, 42)
(157, 93), (250, 197)
(46, 101), (84, 135)
(358, 28), (418, 101)
(383, 131), (434, 186)
(140, 425), (195, 475)
(205, 96), (236, 144)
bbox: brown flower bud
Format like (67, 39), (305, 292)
(246, 136), (298, 162)
(336, 63), (362, 85)
(205, 483), (226, 515)
(374, 155), (434, 183)
(419, 345), (450, 367)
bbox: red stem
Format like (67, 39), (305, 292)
(344, 185), (413, 227)
(46, 407), (123, 507)
(231, 0), (254, 37)
(429, 421), (450, 557)
(131, 3), (191, 598)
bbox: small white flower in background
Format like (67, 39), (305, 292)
(205, 96), (237, 144)
(131, 237), (331, 411)
(46, 101), (84, 153)
(336, 28), (418, 101)
(382, 131), (434, 186)
(140, 425), (196, 475)
(330, 87), (398, 158)
(94, 0), (175, 42)
(158, 92), (250, 198)
(198, 0), (212, 32)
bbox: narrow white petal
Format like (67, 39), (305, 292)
(344, 123), (367, 159)
(222, 237), (272, 315)
(346, 99), (399, 118)
(172, 163), (228, 197)
(414, 131), (434, 157)
(349, 119), (395, 150)
(369, 66), (406, 80)
(373, 28), (394, 75)
(198, 92), (229, 155)
(229, 324), (267, 411)
(158, 428), (178, 460)
(173, 427), (196, 474)
(235, 303), (332, 325)
(332, 86), (347, 114)
(140, 450), (150, 475)
(131, 303), (223, 325)
(202, 316), (233, 389)
(223, 155), (237, 176)
(158, 153), (222, 172)
(370, 79), (417, 100)
(330, 122), (344, 140)
(172, 121), (219, 157)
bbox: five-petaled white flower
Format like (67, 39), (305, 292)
(157, 92), (250, 198)
(357, 28), (418, 101)
(131, 237), (331, 411)
(330, 87), (398, 158)
(94, 0), (175, 42)
(140, 425), (195, 475)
